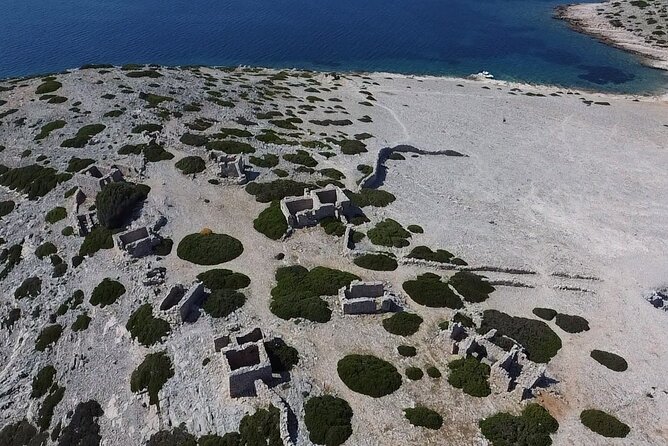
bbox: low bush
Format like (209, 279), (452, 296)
(532, 307), (557, 321)
(406, 246), (454, 263)
(382, 312), (423, 336)
(199, 433), (240, 446)
(90, 278), (126, 308)
(61, 124), (105, 148)
(177, 232), (244, 265)
(126, 70), (162, 78)
(319, 168), (345, 180)
(580, 409), (629, 438)
(126, 304), (171, 346)
(66, 157), (95, 172)
(71, 313), (91, 332)
(448, 357), (491, 397)
(404, 407), (443, 430)
(246, 179), (314, 202)
(139, 92), (173, 107)
(15, 276), (42, 299)
(1, 243), (23, 280)
(449, 271), (495, 303)
(453, 312), (475, 328)
(0, 164), (71, 200)
(397, 345), (416, 357)
(56, 400), (103, 446)
(271, 266), (358, 322)
(238, 405), (282, 446)
(130, 351), (174, 406)
(253, 201), (288, 240)
(79, 226), (114, 256)
(202, 289), (246, 318)
(197, 269), (250, 290)
(335, 139), (367, 155)
(337, 354), (402, 397)
(249, 154), (279, 168)
(132, 123), (163, 133)
(175, 156), (206, 174)
(0, 420), (44, 446)
(356, 164), (373, 176)
(45, 206), (67, 224)
(403, 273), (463, 309)
(146, 424), (196, 446)
(345, 188), (395, 208)
(590, 349), (628, 372)
(205, 139), (255, 154)
(264, 338), (299, 372)
(153, 238), (173, 256)
(304, 395), (353, 446)
(353, 253), (397, 271)
(319, 217), (346, 237)
(367, 219), (411, 248)
(34, 120), (66, 140)
(480, 403), (559, 445)
(96, 181), (150, 229)
(61, 226), (74, 236)
(143, 143), (174, 162)
(479, 310), (562, 363)
(0, 200), (14, 218)
(35, 242), (57, 259)
(426, 366), (441, 378)
(284, 150), (317, 167)
(35, 324), (63, 351)
(406, 366), (424, 380)
(180, 133), (208, 147)
(37, 384), (65, 431)
(554, 313), (590, 333)
(31, 365), (56, 398)
(36, 80), (62, 94)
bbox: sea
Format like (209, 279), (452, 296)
(1, 0), (666, 93)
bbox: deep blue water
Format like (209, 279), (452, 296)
(1, 0), (666, 93)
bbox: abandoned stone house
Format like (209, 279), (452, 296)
(209, 152), (247, 184)
(338, 281), (400, 315)
(113, 226), (161, 257)
(442, 322), (547, 400)
(216, 328), (274, 398)
(279, 185), (351, 229)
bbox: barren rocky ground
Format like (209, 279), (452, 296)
(0, 65), (666, 445)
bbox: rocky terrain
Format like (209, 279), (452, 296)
(0, 65), (667, 445)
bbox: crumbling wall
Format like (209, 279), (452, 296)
(179, 282), (206, 323)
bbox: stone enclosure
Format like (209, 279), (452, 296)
(217, 328), (274, 398)
(338, 281), (401, 315)
(279, 185), (351, 229)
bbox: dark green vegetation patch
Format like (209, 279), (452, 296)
(246, 179), (314, 202)
(405, 366), (423, 380)
(447, 357), (491, 397)
(402, 273), (463, 309)
(14, 276), (42, 299)
(72, 313), (91, 332)
(353, 253), (398, 271)
(35, 324), (63, 351)
(177, 232), (244, 265)
(96, 181), (150, 229)
(479, 310), (562, 363)
(264, 338), (299, 372)
(397, 345), (417, 357)
(131, 351), (174, 406)
(367, 219), (411, 248)
(35, 120), (66, 140)
(554, 313), (590, 333)
(337, 354), (402, 397)
(35, 242), (57, 259)
(382, 312), (423, 336)
(197, 269), (250, 290)
(61, 124), (105, 148)
(66, 157), (95, 172)
(90, 278), (126, 308)
(304, 395), (353, 446)
(449, 271), (495, 303)
(45, 206), (67, 223)
(580, 409), (630, 438)
(202, 289), (246, 318)
(345, 188), (395, 208)
(404, 407), (443, 430)
(249, 153), (279, 168)
(206, 139), (255, 154)
(238, 405), (283, 446)
(175, 156), (206, 174)
(532, 307), (557, 321)
(284, 149), (317, 167)
(79, 226), (114, 257)
(271, 265), (358, 322)
(0, 164), (71, 200)
(253, 201), (288, 240)
(590, 349), (628, 372)
(126, 304), (171, 346)
(0, 200), (14, 218)
(36, 80), (62, 94)
(31, 365), (56, 398)
(480, 404), (559, 446)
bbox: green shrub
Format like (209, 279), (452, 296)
(382, 312), (423, 336)
(0, 164), (71, 200)
(197, 269), (250, 290)
(35, 242), (57, 259)
(590, 350), (628, 372)
(238, 406), (282, 446)
(403, 273), (463, 308)
(37, 384), (65, 431)
(532, 307), (557, 321)
(480, 404), (559, 445)
(253, 201), (288, 240)
(56, 400), (104, 446)
(367, 219), (411, 248)
(273, 168), (288, 178)
(139, 92), (173, 107)
(406, 246), (455, 263)
(246, 179), (314, 202)
(249, 154), (279, 168)
(0, 200), (14, 218)
(31, 365), (56, 398)
(453, 312), (475, 328)
(447, 357), (491, 397)
(449, 271), (495, 303)
(356, 164), (373, 176)
(407, 225), (423, 234)
(554, 313), (590, 333)
(319, 217), (346, 237)
(397, 345), (417, 357)
(353, 253), (397, 271)
(180, 133), (208, 147)
(143, 143), (174, 162)
(264, 338), (299, 372)
(90, 278), (126, 308)
(132, 123), (163, 133)
(126, 304), (171, 346)
(15, 276), (42, 299)
(61, 226), (74, 237)
(404, 407), (443, 430)
(35, 324), (63, 351)
(304, 395), (353, 446)
(146, 424), (197, 446)
(0, 420), (44, 445)
(45, 206), (67, 224)
(177, 232), (244, 265)
(284, 150), (317, 167)
(72, 313), (91, 332)
(153, 238), (173, 256)
(198, 433), (240, 446)
(96, 182), (150, 229)
(580, 409), (629, 438)
(1, 243), (23, 280)
(271, 266), (358, 322)
(426, 366), (441, 378)
(479, 310), (562, 363)
(79, 226), (114, 256)
(335, 139), (367, 155)
(175, 156), (206, 174)
(345, 188), (395, 208)
(216, 127), (253, 138)
(36, 80), (62, 94)
(1, 308), (21, 331)
(202, 289), (246, 318)
(205, 140), (255, 154)
(406, 366), (424, 380)
(35, 120), (66, 140)
(337, 354), (402, 397)
(66, 157), (95, 172)
(61, 124), (105, 148)
(130, 351), (174, 406)
(126, 70), (162, 78)
(319, 168), (345, 180)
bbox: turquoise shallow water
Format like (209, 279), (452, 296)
(1, 0), (666, 93)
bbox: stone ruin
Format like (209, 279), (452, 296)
(70, 165), (124, 236)
(279, 185), (351, 229)
(209, 152), (247, 184)
(217, 328), (274, 398)
(646, 288), (668, 311)
(178, 282), (206, 323)
(113, 226), (161, 257)
(160, 284), (185, 311)
(443, 322), (547, 400)
(338, 281), (400, 315)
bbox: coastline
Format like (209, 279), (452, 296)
(556, 2), (668, 72)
